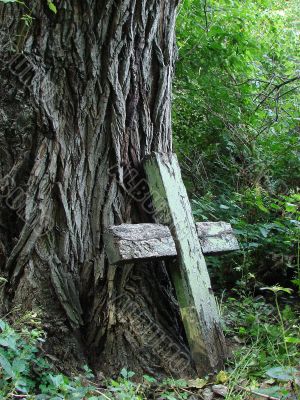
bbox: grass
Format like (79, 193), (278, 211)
(223, 290), (300, 399)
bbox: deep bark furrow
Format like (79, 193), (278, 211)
(0, 0), (197, 376)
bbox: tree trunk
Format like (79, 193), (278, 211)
(0, 0), (198, 377)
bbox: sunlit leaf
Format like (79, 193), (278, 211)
(285, 336), (300, 344)
(47, 0), (57, 13)
(261, 286), (293, 294)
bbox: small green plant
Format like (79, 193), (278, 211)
(0, 319), (194, 399)
(260, 286), (300, 397)
(0, 0), (57, 13)
(261, 286), (293, 365)
(0, 316), (104, 399)
(224, 292), (300, 399)
(107, 368), (143, 400)
(159, 378), (189, 400)
(0, 0), (57, 33)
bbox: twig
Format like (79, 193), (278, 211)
(234, 78), (274, 86)
(254, 75), (300, 112)
(275, 75), (300, 89)
(92, 389), (112, 399)
(277, 85), (300, 99)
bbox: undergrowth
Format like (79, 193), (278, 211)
(0, 292), (299, 399)
(222, 289), (300, 399)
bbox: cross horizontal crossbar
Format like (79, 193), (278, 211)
(104, 221), (239, 265)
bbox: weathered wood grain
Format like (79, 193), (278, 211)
(196, 221), (239, 254)
(104, 222), (239, 265)
(144, 152), (227, 375)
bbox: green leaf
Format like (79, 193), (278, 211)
(257, 386), (290, 399)
(257, 200), (270, 214)
(291, 279), (300, 286)
(220, 204), (230, 210)
(15, 378), (29, 394)
(285, 336), (300, 344)
(143, 374), (157, 383)
(120, 367), (128, 378)
(261, 286), (293, 294)
(285, 203), (297, 213)
(21, 14), (33, 27)
(47, 0), (57, 13)
(290, 194), (300, 201)
(12, 358), (27, 374)
(258, 226), (269, 238)
(49, 374), (64, 388)
(266, 366), (297, 381)
(120, 367), (135, 379)
(0, 354), (15, 378)
(0, 336), (17, 350)
(0, 319), (6, 330)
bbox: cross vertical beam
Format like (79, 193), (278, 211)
(144, 152), (227, 374)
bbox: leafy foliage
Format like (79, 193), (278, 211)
(1, 300), (299, 399)
(174, 0), (299, 190)
(174, 0), (300, 290)
(192, 190), (300, 292)
(0, 317), (202, 399)
(0, 316), (195, 399)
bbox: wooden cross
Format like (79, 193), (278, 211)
(104, 153), (239, 375)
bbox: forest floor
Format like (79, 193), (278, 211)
(0, 291), (299, 399)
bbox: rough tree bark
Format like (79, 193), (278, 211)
(0, 0), (200, 377)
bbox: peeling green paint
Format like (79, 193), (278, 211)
(144, 152), (227, 375)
